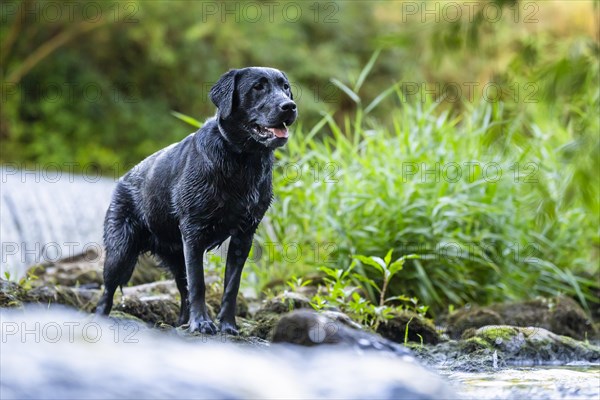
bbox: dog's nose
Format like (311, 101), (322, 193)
(279, 101), (297, 112)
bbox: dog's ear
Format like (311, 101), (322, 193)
(210, 69), (238, 119)
(281, 72), (294, 100)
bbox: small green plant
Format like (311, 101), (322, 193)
(353, 250), (421, 308)
(286, 275), (312, 292)
(404, 316), (414, 345)
(18, 268), (39, 291)
(417, 334), (424, 347)
(310, 250), (425, 330)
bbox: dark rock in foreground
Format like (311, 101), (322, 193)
(248, 291), (313, 339)
(272, 309), (412, 356)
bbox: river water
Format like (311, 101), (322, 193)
(1, 167), (115, 279)
(443, 366), (600, 400)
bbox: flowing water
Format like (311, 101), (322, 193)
(1, 167), (115, 279)
(443, 365), (600, 400)
(442, 366), (600, 400)
(1, 307), (450, 400)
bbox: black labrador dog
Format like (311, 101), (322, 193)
(96, 67), (297, 335)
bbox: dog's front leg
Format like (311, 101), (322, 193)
(218, 232), (253, 335)
(182, 234), (217, 334)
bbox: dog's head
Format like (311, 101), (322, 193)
(210, 67), (297, 151)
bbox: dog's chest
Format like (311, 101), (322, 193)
(186, 155), (272, 233)
(221, 168), (272, 223)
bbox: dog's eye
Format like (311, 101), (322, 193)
(253, 83), (265, 91)
(283, 83), (290, 90)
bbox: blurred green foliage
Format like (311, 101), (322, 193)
(3, 0), (596, 170)
(1, 0), (598, 312)
(255, 94), (598, 315)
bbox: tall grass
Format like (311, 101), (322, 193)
(250, 92), (598, 314)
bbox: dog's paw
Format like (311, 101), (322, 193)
(220, 322), (239, 336)
(189, 319), (218, 335)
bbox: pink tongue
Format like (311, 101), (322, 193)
(271, 127), (288, 138)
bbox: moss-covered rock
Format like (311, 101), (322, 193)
(247, 312), (281, 339)
(256, 291), (312, 314)
(111, 278), (250, 327)
(28, 249), (166, 289)
(415, 324), (600, 371)
(445, 296), (596, 340)
(121, 280), (180, 298)
(206, 288), (249, 318)
(27, 285), (102, 312)
(0, 279), (28, 307)
(246, 291), (313, 339)
(110, 280), (182, 326)
(446, 308), (503, 339)
(474, 325), (600, 364)
(547, 296), (596, 339)
(376, 311), (441, 345)
(107, 310), (149, 325)
(112, 294), (180, 326)
(131, 254), (171, 286)
(2, 272), (252, 329)
(1, 277), (102, 311)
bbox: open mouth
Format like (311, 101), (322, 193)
(252, 122), (289, 139)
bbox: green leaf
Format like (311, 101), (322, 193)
(371, 257), (387, 270)
(385, 295), (410, 303)
(318, 266), (342, 281)
(388, 259), (405, 275)
(330, 78), (361, 105)
(365, 82), (400, 114)
(354, 48), (381, 93)
(171, 111), (202, 128)
(384, 249), (393, 266)
(353, 255), (386, 273)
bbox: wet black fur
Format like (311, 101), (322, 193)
(95, 67), (297, 334)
